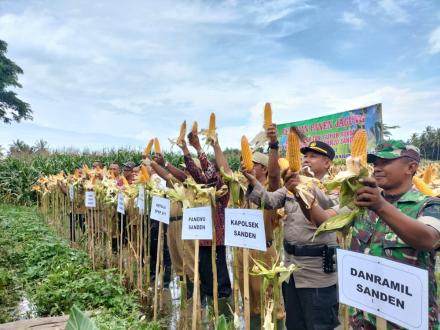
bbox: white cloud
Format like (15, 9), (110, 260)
(354, 0), (410, 23)
(0, 0), (438, 152)
(378, 0), (409, 23)
(340, 11), (365, 29)
(428, 26), (440, 55)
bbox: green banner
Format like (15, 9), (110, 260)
(277, 104), (383, 159)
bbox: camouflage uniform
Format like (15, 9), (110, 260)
(344, 140), (440, 329)
(348, 189), (440, 329)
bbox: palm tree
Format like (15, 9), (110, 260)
(33, 139), (49, 155)
(9, 139), (32, 157)
(382, 123), (400, 138)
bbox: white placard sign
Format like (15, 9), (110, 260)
(182, 206), (212, 240)
(337, 249), (428, 330)
(137, 186), (145, 214)
(117, 193), (125, 214)
(68, 184), (74, 201)
(224, 208), (266, 251)
(149, 195), (170, 224)
(85, 191), (96, 208)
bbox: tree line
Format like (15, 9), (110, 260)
(408, 126), (440, 161)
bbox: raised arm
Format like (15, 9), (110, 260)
(153, 153), (187, 183)
(355, 177), (440, 251)
(242, 167), (286, 210)
(177, 138), (207, 184)
(212, 139), (232, 175)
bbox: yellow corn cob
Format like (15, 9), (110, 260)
(177, 121), (186, 145)
(351, 129), (367, 166)
(241, 135), (254, 171)
(287, 130), (301, 172)
(278, 158), (289, 171)
(139, 165), (150, 183)
(154, 138), (161, 154)
(263, 102), (272, 129)
(413, 176), (435, 196)
(208, 113), (216, 135)
(423, 164), (433, 184)
(192, 121), (198, 135)
(121, 176), (129, 187)
(144, 139), (154, 156)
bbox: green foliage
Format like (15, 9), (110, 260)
(0, 204), (157, 329)
(408, 126), (440, 161)
(0, 148), (240, 205)
(0, 39), (32, 123)
(0, 267), (21, 323)
(66, 305), (98, 330)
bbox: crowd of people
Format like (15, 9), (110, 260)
(35, 120), (440, 330)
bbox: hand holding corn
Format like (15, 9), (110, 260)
(355, 177), (386, 212)
(265, 123), (278, 144)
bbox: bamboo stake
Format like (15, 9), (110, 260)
(138, 212), (142, 291)
(377, 317), (387, 330)
(91, 207), (96, 270)
(243, 248), (250, 330)
(192, 239), (200, 330)
(180, 226), (187, 328)
(153, 222), (163, 321)
(146, 192), (152, 292)
(119, 212), (124, 280)
(210, 198), (219, 321)
(233, 247), (240, 321)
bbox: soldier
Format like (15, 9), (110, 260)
(309, 140), (440, 329)
(243, 139), (340, 330)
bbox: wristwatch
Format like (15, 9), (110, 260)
(268, 141), (279, 150)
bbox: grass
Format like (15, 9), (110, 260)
(0, 203), (161, 329)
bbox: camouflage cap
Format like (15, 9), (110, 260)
(367, 140), (420, 163)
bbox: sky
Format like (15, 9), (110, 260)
(1, 0), (440, 152)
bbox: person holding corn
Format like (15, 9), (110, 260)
(309, 140), (440, 329)
(176, 130), (233, 318)
(242, 129), (340, 330)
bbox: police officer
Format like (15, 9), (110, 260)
(244, 140), (340, 330)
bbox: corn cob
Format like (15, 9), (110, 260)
(263, 102), (272, 129)
(121, 176), (129, 187)
(423, 164), (433, 184)
(144, 139), (154, 156)
(278, 158), (289, 171)
(413, 176), (435, 196)
(206, 112), (215, 137)
(351, 129), (367, 166)
(177, 121), (187, 145)
(287, 130), (301, 172)
(139, 165), (150, 183)
(241, 135), (254, 171)
(192, 121), (198, 135)
(154, 138), (161, 154)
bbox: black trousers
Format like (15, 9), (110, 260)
(199, 245), (232, 298)
(282, 275), (339, 330)
(149, 220), (172, 287)
(69, 213), (85, 242)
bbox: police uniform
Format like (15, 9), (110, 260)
(247, 141), (340, 330)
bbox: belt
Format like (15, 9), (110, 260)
(170, 215), (182, 222)
(283, 241), (326, 257)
